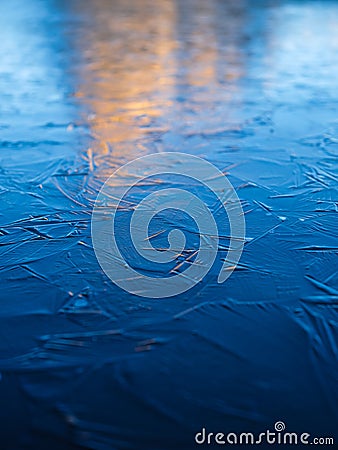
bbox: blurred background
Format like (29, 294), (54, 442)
(0, 0), (337, 449)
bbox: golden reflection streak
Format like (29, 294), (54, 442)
(73, 0), (178, 162)
(71, 0), (246, 168)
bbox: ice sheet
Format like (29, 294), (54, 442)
(0, 0), (337, 449)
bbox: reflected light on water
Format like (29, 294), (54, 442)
(72, 0), (178, 162)
(70, 0), (246, 168)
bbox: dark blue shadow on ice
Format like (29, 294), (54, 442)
(0, 0), (337, 449)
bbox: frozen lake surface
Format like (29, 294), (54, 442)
(0, 0), (337, 448)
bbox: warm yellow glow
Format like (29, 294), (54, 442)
(72, 0), (178, 162)
(70, 0), (245, 169)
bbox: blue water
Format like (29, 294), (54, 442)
(0, 0), (337, 449)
